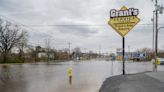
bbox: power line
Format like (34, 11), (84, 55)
(0, 14), (40, 33)
(1, 14), (164, 28)
(14, 23), (164, 27)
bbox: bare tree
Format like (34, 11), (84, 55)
(26, 45), (37, 62)
(0, 19), (25, 63)
(73, 47), (81, 60)
(17, 31), (28, 62)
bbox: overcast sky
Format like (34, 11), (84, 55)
(0, 0), (164, 53)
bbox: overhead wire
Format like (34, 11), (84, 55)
(1, 14), (164, 29)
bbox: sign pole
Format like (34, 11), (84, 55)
(108, 6), (140, 75)
(122, 37), (125, 75)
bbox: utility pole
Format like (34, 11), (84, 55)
(154, 0), (158, 71)
(151, 0), (158, 71)
(45, 38), (51, 62)
(151, 11), (155, 58)
(99, 45), (101, 58)
(68, 42), (71, 60)
(153, 0), (164, 71)
(155, 0), (158, 55)
(151, 11), (155, 71)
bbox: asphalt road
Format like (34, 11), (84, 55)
(99, 71), (164, 92)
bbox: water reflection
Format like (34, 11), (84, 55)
(0, 65), (11, 83)
(0, 60), (162, 92)
(0, 65), (27, 92)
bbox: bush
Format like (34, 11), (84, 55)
(8, 57), (24, 63)
(0, 55), (24, 63)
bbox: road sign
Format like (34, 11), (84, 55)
(108, 6), (140, 37)
(108, 6), (140, 75)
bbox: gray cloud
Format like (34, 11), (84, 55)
(0, 0), (164, 53)
(56, 26), (98, 37)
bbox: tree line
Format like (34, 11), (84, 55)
(0, 18), (100, 63)
(1, 18), (164, 63)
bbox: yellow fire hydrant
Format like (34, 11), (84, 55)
(68, 66), (73, 84)
(156, 58), (160, 65)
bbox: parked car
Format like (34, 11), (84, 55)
(159, 58), (164, 65)
(156, 58), (164, 65)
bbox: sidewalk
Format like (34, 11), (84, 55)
(99, 71), (164, 92)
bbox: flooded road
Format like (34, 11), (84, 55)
(0, 60), (164, 92)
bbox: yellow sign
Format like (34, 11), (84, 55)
(108, 6), (140, 37)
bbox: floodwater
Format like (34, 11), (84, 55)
(0, 60), (164, 92)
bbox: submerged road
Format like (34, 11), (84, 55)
(0, 60), (164, 92)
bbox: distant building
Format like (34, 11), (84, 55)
(116, 48), (147, 61)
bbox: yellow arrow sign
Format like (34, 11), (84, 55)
(108, 6), (140, 37)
